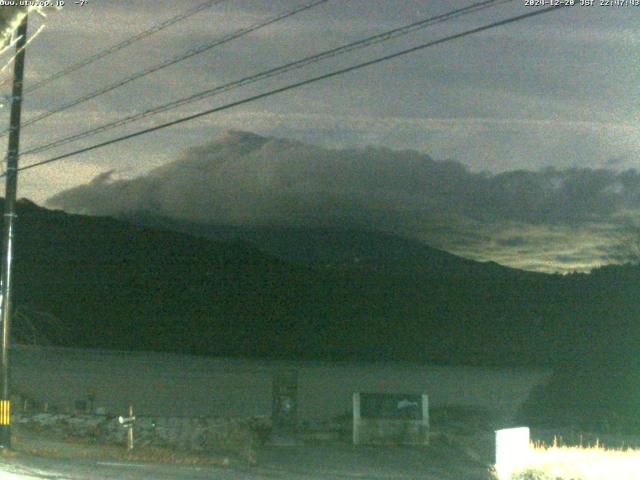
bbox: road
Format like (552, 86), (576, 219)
(2, 455), (255, 480)
(0, 444), (493, 479)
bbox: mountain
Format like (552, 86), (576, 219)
(3, 199), (637, 368)
(124, 213), (512, 275)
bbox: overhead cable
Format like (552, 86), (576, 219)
(23, 0), (227, 95)
(22, 0), (510, 157)
(11, 4), (569, 175)
(5, 0), (328, 137)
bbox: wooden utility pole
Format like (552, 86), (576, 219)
(0, 13), (29, 449)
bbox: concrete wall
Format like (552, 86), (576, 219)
(10, 345), (550, 424)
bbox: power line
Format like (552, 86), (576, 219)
(0, 0), (328, 138)
(22, 0), (510, 157)
(22, 0), (226, 95)
(12, 4), (568, 176)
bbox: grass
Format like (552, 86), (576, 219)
(495, 439), (640, 480)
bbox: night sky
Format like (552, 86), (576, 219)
(1, 1), (639, 273)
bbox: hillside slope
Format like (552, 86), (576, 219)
(4, 199), (634, 367)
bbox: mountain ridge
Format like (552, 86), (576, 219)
(122, 211), (526, 276)
(1, 198), (634, 369)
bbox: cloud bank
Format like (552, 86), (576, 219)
(46, 131), (640, 273)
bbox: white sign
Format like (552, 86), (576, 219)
(495, 426), (530, 479)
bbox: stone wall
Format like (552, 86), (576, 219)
(13, 412), (266, 462)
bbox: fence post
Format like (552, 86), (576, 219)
(118, 405), (136, 451)
(127, 405), (134, 451)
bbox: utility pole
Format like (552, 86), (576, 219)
(0, 13), (29, 449)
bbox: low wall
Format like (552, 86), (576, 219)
(14, 412), (264, 461)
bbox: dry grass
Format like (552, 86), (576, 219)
(495, 440), (640, 480)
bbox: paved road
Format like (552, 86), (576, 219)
(0, 444), (493, 480)
(1, 455), (246, 480)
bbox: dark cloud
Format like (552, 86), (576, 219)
(46, 131), (640, 273)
